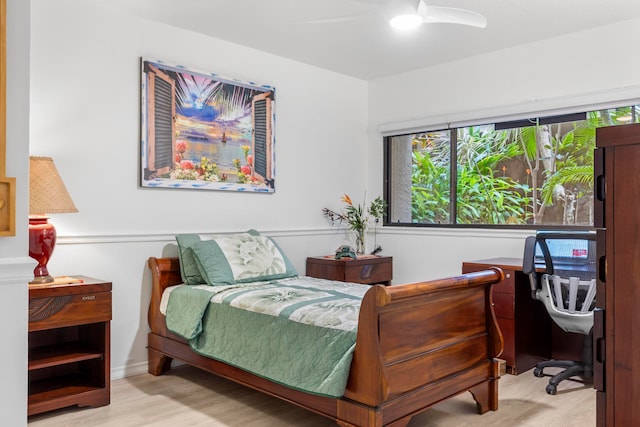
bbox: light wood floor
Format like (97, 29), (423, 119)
(28, 365), (595, 427)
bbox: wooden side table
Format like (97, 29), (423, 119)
(28, 276), (112, 416)
(306, 255), (392, 286)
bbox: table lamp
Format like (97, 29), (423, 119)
(29, 156), (78, 284)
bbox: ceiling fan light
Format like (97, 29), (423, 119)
(390, 14), (423, 30)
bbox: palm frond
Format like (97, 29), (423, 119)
(541, 165), (594, 205)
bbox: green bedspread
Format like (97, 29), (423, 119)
(164, 276), (368, 397)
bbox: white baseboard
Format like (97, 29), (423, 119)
(111, 361), (149, 380)
(112, 359), (187, 381)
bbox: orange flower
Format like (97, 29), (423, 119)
(341, 194), (353, 205)
(180, 160), (195, 170)
(176, 140), (187, 153)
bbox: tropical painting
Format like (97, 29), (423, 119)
(140, 58), (276, 192)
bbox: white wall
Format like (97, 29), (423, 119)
(368, 18), (640, 284)
(30, 0), (369, 380)
(0, 0), (31, 423)
(31, 0), (369, 236)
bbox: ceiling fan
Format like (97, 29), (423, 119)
(390, 0), (487, 30)
(307, 0), (486, 30)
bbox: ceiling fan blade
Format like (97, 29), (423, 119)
(302, 3), (382, 25)
(418, 2), (487, 28)
(304, 15), (361, 24)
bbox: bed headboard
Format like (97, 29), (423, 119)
(147, 257), (182, 335)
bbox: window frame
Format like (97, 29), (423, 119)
(382, 106), (637, 230)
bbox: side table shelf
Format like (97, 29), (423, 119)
(28, 276), (112, 417)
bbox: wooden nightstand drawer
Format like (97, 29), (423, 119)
(343, 260), (392, 285)
(306, 256), (393, 285)
(29, 291), (112, 331)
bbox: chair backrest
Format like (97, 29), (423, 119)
(522, 231), (596, 335)
(543, 274), (596, 314)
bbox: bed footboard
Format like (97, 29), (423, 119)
(339, 268), (504, 426)
(146, 256), (503, 427)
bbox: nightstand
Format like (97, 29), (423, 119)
(306, 255), (393, 285)
(28, 276), (112, 416)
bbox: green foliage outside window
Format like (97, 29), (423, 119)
(399, 105), (639, 226)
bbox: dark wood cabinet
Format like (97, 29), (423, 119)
(306, 256), (392, 286)
(28, 277), (112, 416)
(463, 258), (550, 375)
(594, 123), (640, 426)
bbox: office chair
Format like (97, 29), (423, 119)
(522, 231), (596, 395)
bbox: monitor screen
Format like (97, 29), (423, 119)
(537, 238), (590, 260)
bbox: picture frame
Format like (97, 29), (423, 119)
(140, 58), (276, 193)
(0, 0), (16, 236)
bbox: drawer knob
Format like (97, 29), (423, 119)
(82, 295), (96, 301)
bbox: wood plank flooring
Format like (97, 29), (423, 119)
(28, 365), (595, 427)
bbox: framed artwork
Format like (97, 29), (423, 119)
(0, 0), (16, 236)
(140, 58), (276, 192)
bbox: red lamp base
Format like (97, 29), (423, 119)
(28, 215), (57, 284)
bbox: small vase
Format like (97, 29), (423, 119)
(355, 229), (366, 255)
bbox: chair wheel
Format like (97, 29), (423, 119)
(546, 384), (557, 395)
(533, 367), (544, 377)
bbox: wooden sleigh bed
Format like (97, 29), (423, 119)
(147, 256), (504, 427)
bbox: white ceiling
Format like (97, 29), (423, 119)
(85, 0), (640, 80)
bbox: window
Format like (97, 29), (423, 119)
(385, 105), (640, 227)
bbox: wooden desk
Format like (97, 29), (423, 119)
(463, 258), (551, 375)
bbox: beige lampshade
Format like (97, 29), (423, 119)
(29, 156), (78, 215)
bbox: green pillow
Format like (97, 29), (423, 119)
(176, 230), (260, 285)
(191, 234), (298, 286)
